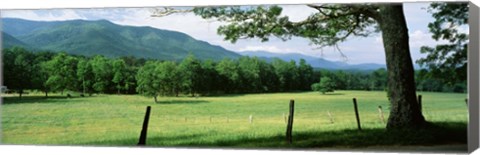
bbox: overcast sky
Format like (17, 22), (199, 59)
(1, 3), (469, 64)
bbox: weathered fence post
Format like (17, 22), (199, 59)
(352, 98), (361, 131)
(138, 106), (151, 146)
(286, 99), (295, 144)
(327, 111), (334, 124)
(378, 106), (385, 124)
(418, 95), (422, 113)
(249, 115), (253, 124)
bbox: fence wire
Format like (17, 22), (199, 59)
(2, 98), (468, 138)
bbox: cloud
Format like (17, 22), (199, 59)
(237, 45), (295, 53)
(280, 5), (316, 22)
(1, 9), (87, 21)
(409, 30), (434, 48)
(1, 3), (445, 65)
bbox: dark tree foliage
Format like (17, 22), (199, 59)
(31, 52), (56, 97)
(179, 54), (204, 97)
(136, 61), (161, 102)
(416, 2), (468, 87)
(312, 76), (336, 94)
(44, 52), (79, 96)
(2, 47), (36, 98)
(77, 58), (95, 96)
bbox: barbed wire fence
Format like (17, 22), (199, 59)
(2, 95), (468, 145)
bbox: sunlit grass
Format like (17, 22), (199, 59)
(1, 91), (467, 148)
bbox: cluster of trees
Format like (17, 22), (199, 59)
(3, 47), (320, 99)
(3, 47), (466, 100)
(3, 47), (144, 98)
(136, 55), (319, 100)
(313, 68), (466, 93)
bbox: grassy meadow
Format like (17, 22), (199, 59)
(1, 91), (468, 148)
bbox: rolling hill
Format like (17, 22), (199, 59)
(2, 32), (30, 49)
(1, 18), (240, 61)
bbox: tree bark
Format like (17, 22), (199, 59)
(377, 4), (426, 129)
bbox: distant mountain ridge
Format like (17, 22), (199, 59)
(1, 18), (240, 61)
(238, 50), (387, 70)
(2, 32), (30, 49)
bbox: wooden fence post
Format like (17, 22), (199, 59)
(352, 98), (361, 131)
(286, 99), (295, 144)
(138, 106), (151, 146)
(249, 115), (253, 124)
(418, 95), (422, 113)
(378, 106), (385, 124)
(327, 111), (334, 124)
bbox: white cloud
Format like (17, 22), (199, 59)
(1, 3), (447, 65)
(237, 45), (295, 53)
(458, 25), (469, 35)
(409, 30), (433, 48)
(280, 5), (316, 22)
(1, 9), (87, 21)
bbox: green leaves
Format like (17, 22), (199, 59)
(178, 54), (204, 96)
(193, 4), (378, 48)
(312, 76), (336, 94)
(417, 2), (468, 86)
(44, 52), (78, 94)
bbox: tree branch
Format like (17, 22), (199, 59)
(151, 7), (193, 17)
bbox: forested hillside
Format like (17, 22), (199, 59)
(3, 47), (465, 100)
(2, 18), (240, 61)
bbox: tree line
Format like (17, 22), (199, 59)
(3, 47), (465, 101)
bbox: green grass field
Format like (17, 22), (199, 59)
(1, 91), (468, 149)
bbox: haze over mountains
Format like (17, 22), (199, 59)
(239, 51), (386, 70)
(2, 18), (386, 70)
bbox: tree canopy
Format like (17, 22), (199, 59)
(416, 2), (468, 86)
(151, 3), (427, 129)
(312, 76), (336, 94)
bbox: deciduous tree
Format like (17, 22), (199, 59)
(416, 2), (468, 88)
(44, 52), (78, 96)
(152, 3), (426, 129)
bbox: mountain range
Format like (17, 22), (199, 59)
(239, 51), (386, 70)
(2, 18), (387, 70)
(1, 18), (239, 61)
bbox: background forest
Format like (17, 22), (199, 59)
(3, 46), (466, 101)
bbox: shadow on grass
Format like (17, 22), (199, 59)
(1, 95), (92, 104)
(81, 121), (466, 152)
(156, 100), (209, 104)
(203, 91), (317, 97)
(321, 93), (345, 95)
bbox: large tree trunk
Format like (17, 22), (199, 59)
(378, 4), (426, 129)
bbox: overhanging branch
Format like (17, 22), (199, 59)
(151, 7), (193, 17)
